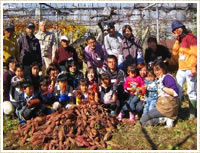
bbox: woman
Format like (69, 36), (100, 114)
(119, 25), (143, 72)
(171, 20), (197, 119)
(140, 60), (179, 128)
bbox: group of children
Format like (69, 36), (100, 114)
(4, 54), (162, 125)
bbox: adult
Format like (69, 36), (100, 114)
(35, 21), (56, 70)
(144, 36), (171, 66)
(104, 22), (122, 57)
(17, 22), (42, 76)
(3, 56), (17, 101)
(53, 35), (79, 72)
(84, 35), (108, 73)
(140, 60), (179, 128)
(171, 20), (197, 119)
(105, 55), (126, 105)
(3, 24), (19, 66)
(119, 25), (143, 72)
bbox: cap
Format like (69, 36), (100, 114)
(60, 35), (69, 41)
(5, 24), (14, 30)
(26, 22), (35, 29)
(104, 22), (115, 31)
(171, 21), (185, 32)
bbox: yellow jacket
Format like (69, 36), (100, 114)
(3, 36), (19, 63)
(172, 33), (197, 71)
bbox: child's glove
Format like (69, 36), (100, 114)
(59, 94), (70, 102)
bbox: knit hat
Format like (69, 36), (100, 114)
(171, 21), (185, 32)
(5, 24), (14, 30)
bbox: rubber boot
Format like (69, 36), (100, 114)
(189, 100), (197, 120)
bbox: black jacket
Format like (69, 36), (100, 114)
(18, 33), (42, 66)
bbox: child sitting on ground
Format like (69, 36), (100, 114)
(38, 76), (55, 114)
(53, 73), (73, 110)
(142, 68), (158, 115)
(99, 73), (119, 115)
(16, 81), (44, 124)
(75, 79), (98, 105)
(65, 59), (84, 89)
(117, 65), (145, 123)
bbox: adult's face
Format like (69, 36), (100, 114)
(153, 66), (164, 79)
(26, 27), (34, 36)
(61, 40), (69, 48)
(148, 42), (157, 51)
(173, 27), (183, 36)
(40, 23), (46, 33)
(87, 39), (96, 50)
(4, 29), (13, 39)
(108, 28), (115, 36)
(124, 28), (132, 39)
(107, 58), (117, 71)
(32, 65), (39, 77)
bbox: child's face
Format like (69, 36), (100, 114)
(41, 84), (48, 92)
(80, 84), (88, 93)
(147, 73), (155, 81)
(87, 70), (95, 81)
(139, 67), (147, 78)
(69, 64), (77, 73)
(101, 79), (110, 88)
(50, 69), (59, 80)
(32, 65), (39, 77)
(128, 71), (136, 78)
(15, 68), (24, 78)
(25, 86), (34, 97)
(58, 81), (67, 91)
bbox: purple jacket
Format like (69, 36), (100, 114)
(163, 74), (179, 97)
(84, 42), (107, 68)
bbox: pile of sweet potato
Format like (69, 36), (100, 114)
(12, 104), (118, 150)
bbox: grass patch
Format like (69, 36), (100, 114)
(3, 100), (197, 150)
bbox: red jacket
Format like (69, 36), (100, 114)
(53, 46), (78, 65)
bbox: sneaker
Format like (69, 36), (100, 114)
(117, 112), (123, 121)
(19, 119), (26, 125)
(166, 118), (174, 128)
(129, 113), (136, 122)
(158, 117), (167, 125)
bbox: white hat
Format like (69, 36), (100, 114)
(60, 35), (69, 41)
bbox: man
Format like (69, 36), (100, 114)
(144, 36), (171, 66)
(35, 21), (56, 70)
(53, 35), (79, 72)
(3, 24), (19, 67)
(105, 55), (126, 105)
(84, 36), (108, 73)
(18, 22), (42, 76)
(104, 22), (122, 57)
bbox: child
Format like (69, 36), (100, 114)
(85, 67), (99, 92)
(25, 62), (41, 94)
(65, 59), (84, 89)
(46, 63), (61, 93)
(99, 73), (119, 115)
(142, 68), (158, 115)
(38, 76), (55, 114)
(75, 79), (99, 106)
(9, 64), (24, 108)
(16, 81), (44, 124)
(53, 73), (73, 110)
(117, 65), (145, 123)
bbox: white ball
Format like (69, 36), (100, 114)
(3, 101), (14, 115)
(52, 102), (61, 111)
